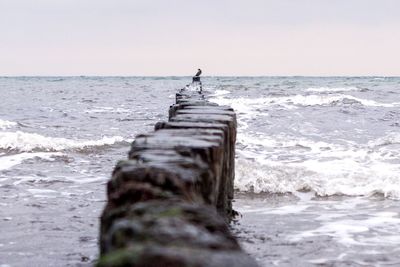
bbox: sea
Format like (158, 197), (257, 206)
(0, 76), (399, 266)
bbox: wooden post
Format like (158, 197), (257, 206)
(98, 78), (258, 267)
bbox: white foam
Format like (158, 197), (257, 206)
(236, 156), (400, 198)
(289, 211), (400, 246)
(27, 188), (59, 198)
(64, 175), (108, 184)
(211, 94), (399, 110)
(238, 203), (310, 215)
(238, 133), (338, 153)
(84, 106), (130, 114)
(211, 92), (400, 199)
(210, 89), (231, 97)
(234, 158), (312, 194)
(262, 204), (310, 215)
(306, 87), (359, 93)
(289, 220), (369, 245)
(0, 152), (62, 171)
(368, 132), (400, 147)
(0, 131), (125, 152)
(234, 132), (400, 198)
(0, 119), (17, 130)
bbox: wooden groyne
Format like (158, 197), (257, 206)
(98, 78), (258, 267)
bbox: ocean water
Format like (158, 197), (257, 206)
(0, 76), (399, 266)
(209, 77), (400, 198)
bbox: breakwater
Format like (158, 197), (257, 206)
(98, 79), (258, 267)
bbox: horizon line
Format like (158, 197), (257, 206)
(1, 75), (400, 78)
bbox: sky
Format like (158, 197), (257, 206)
(0, 0), (399, 76)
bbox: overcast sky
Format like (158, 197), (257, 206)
(1, 0), (399, 76)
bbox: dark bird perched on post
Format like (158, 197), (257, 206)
(195, 69), (202, 77)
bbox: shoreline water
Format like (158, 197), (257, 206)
(2, 189), (399, 266)
(0, 175), (104, 266)
(233, 192), (400, 267)
(1, 77), (399, 266)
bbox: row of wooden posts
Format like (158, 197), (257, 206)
(97, 78), (259, 267)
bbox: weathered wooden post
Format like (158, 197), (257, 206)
(192, 76), (201, 82)
(97, 78), (258, 267)
(192, 75), (202, 92)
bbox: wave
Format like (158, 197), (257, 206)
(210, 89), (231, 97)
(235, 157), (400, 199)
(47, 78), (65, 82)
(210, 94), (399, 110)
(305, 87), (360, 93)
(0, 152), (62, 171)
(0, 119), (17, 130)
(368, 132), (400, 147)
(238, 133), (338, 152)
(84, 106), (130, 114)
(0, 131), (126, 152)
(234, 132), (400, 199)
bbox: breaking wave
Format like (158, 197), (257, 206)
(0, 119), (17, 130)
(368, 132), (400, 147)
(234, 133), (400, 199)
(235, 157), (400, 199)
(211, 94), (400, 109)
(84, 106), (131, 114)
(0, 131), (126, 152)
(209, 89), (231, 97)
(0, 152), (62, 171)
(305, 87), (360, 93)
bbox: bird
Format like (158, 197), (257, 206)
(195, 69), (202, 77)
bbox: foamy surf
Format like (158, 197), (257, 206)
(0, 119), (17, 130)
(235, 149), (400, 199)
(305, 87), (360, 93)
(233, 129), (400, 197)
(207, 86), (400, 199)
(284, 198), (400, 248)
(84, 106), (130, 114)
(0, 152), (62, 171)
(27, 188), (59, 198)
(211, 94), (399, 109)
(209, 89), (231, 97)
(368, 132), (400, 147)
(0, 131), (126, 152)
